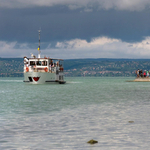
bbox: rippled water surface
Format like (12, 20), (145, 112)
(0, 77), (150, 149)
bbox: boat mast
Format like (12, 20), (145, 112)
(38, 29), (41, 58)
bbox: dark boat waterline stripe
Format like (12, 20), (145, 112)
(45, 80), (58, 82)
(23, 80), (66, 84)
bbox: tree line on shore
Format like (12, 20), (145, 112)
(1, 58), (150, 77)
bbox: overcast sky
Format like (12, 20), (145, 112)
(1, 0), (150, 59)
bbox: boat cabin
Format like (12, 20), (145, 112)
(24, 57), (64, 79)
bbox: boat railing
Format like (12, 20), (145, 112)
(24, 64), (64, 73)
(24, 66), (59, 73)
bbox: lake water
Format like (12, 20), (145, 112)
(0, 77), (150, 149)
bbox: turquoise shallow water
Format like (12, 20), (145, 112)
(0, 77), (150, 149)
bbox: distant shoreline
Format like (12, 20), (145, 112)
(1, 58), (150, 77)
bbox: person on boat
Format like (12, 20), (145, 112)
(56, 61), (59, 67)
(24, 56), (29, 64)
(50, 60), (54, 67)
(49, 62), (52, 72)
(26, 62), (29, 67)
(42, 61), (44, 66)
(49, 60), (54, 72)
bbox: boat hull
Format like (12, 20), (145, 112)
(24, 72), (65, 84)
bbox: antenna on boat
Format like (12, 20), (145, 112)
(38, 29), (41, 58)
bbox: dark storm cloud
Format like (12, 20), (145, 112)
(1, 1), (150, 58)
(1, 5), (150, 46)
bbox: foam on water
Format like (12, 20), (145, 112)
(0, 90), (7, 93)
(67, 81), (83, 84)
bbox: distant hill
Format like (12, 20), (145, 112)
(0, 58), (150, 77)
(64, 58), (150, 77)
(0, 58), (23, 77)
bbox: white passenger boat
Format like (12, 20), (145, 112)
(23, 30), (66, 84)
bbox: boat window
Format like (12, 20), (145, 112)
(30, 61), (35, 65)
(42, 61), (47, 66)
(37, 61), (41, 66)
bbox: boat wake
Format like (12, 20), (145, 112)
(67, 81), (83, 84)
